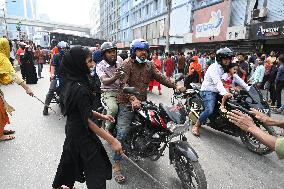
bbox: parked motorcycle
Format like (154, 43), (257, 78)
(121, 86), (207, 189)
(172, 79), (277, 155)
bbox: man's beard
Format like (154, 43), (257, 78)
(107, 57), (117, 65)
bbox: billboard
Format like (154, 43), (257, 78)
(250, 21), (284, 40)
(192, 0), (230, 43)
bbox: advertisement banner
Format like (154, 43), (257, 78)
(250, 21), (284, 40)
(192, 0), (230, 43)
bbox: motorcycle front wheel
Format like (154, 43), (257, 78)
(240, 123), (277, 155)
(173, 154), (207, 189)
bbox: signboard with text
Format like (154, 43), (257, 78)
(192, 0), (230, 43)
(226, 26), (246, 40)
(250, 21), (284, 40)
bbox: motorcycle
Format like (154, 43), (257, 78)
(171, 77), (277, 155)
(120, 86), (207, 189)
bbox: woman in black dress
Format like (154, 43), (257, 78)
(22, 45), (38, 84)
(52, 46), (123, 189)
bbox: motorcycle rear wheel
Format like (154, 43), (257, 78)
(240, 124), (277, 155)
(173, 154), (207, 189)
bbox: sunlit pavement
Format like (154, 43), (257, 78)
(0, 65), (283, 189)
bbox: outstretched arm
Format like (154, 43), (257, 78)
(250, 108), (284, 128)
(88, 118), (123, 155)
(227, 110), (276, 150)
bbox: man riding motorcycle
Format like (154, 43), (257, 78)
(43, 41), (68, 115)
(96, 42), (123, 132)
(192, 47), (238, 136)
(111, 39), (185, 183)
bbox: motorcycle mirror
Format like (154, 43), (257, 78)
(123, 87), (140, 95)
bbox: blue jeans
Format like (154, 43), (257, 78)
(198, 91), (218, 124)
(113, 105), (134, 161)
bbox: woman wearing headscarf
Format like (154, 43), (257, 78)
(22, 45), (38, 84)
(0, 38), (34, 141)
(52, 46), (122, 189)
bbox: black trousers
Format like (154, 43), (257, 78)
(20, 64), (26, 79)
(269, 82), (276, 106)
(276, 80), (284, 108)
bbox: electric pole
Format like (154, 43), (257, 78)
(1, 8), (8, 38)
(16, 21), (21, 40)
(165, 0), (172, 53)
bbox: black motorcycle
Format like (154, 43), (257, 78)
(122, 87), (207, 189)
(172, 81), (277, 155)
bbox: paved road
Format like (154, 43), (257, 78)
(0, 65), (283, 189)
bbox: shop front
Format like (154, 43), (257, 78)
(183, 0), (254, 53)
(250, 21), (284, 53)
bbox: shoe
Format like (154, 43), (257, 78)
(272, 108), (282, 114)
(192, 125), (200, 136)
(0, 135), (15, 142)
(43, 106), (49, 115)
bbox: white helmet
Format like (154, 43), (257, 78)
(57, 41), (67, 48)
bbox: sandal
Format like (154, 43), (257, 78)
(113, 170), (125, 184)
(4, 130), (15, 135)
(113, 162), (125, 184)
(0, 135), (15, 141)
(192, 125), (200, 137)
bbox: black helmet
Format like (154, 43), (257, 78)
(101, 42), (117, 54)
(216, 47), (234, 62)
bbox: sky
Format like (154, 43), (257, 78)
(37, 0), (94, 26)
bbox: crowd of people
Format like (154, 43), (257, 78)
(154, 49), (284, 113)
(0, 35), (283, 189)
(10, 39), (52, 84)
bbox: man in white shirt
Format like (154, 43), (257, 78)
(192, 48), (233, 136)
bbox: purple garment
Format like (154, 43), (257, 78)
(96, 60), (122, 90)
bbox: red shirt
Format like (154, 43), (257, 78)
(16, 48), (25, 63)
(165, 57), (175, 77)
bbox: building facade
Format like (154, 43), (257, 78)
(100, 0), (121, 42)
(121, 0), (193, 49)
(99, 0), (192, 50)
(98, 0), (284, 53)
(1, 0), (37, 39)
(90, 1), (101, 39)
(183, 0), (284, 53)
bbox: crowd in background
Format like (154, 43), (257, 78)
(149, 50), (284, 114)
(5, 38), (284, 114)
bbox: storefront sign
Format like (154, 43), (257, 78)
(192, 1), (230, 43)
(257, 26), (280, 37)
(250, 21), (284, 40)
(226, 26), (246, 40)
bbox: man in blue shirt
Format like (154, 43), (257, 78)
(43, 41), (67, 115)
